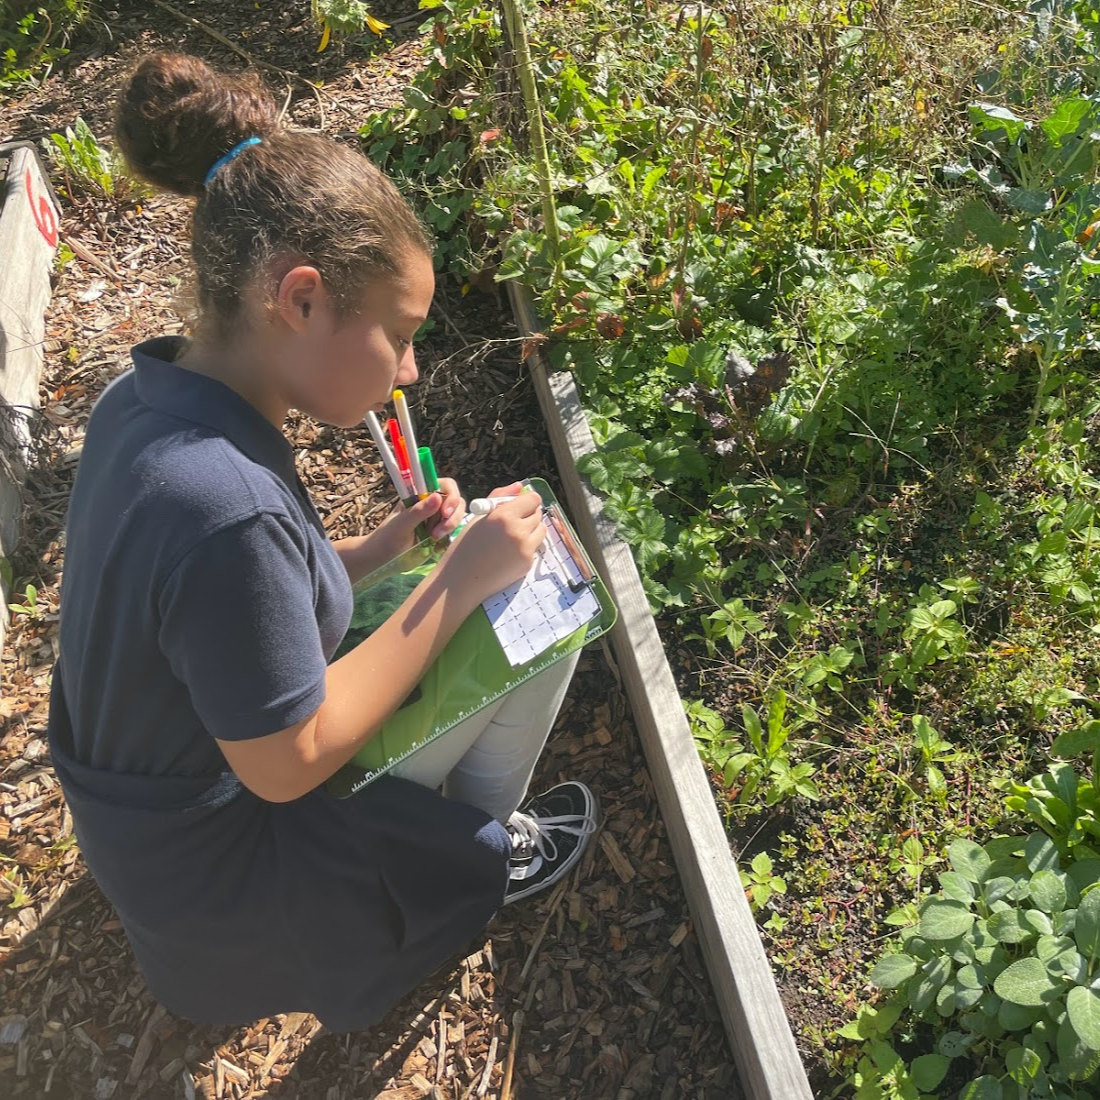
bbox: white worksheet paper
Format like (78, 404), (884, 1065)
(482, 515), (600, 667)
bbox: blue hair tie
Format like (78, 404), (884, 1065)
(203, 136), (262, 188)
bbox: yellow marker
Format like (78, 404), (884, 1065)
(392, 390), (427, 498)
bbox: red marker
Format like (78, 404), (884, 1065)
(387, 418), (415, 498)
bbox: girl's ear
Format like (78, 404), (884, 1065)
(276, 265), (324, 333)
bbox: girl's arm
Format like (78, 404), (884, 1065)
(332, 478), (466, 584)
(216, 490), (543, 802)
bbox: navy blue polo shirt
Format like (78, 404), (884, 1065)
(48, 337), (509, 1030)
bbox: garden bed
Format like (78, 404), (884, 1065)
(509, 282), (811, 1097)
(365, 0), (1100, 1093)
(0, 2), (743, 1098)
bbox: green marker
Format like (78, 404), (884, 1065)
(419, 447), (441, 494)
(402, 449), (439, 515)
(413, 447), (443, 545)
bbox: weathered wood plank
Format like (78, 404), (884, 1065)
(0, 144), (61, 651)
(508, 283), (812, 1100)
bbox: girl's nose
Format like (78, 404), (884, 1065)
(397, 349), (418, 386)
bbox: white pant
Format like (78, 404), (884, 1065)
(390, 652), (579, 823)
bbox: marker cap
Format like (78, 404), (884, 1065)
(418, 447), (440, 493)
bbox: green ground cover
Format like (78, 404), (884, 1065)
(367, 0), (1100, 1093)
(1, 1), (87, 91)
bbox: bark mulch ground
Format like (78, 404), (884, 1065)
(0, 4), (744, 1097)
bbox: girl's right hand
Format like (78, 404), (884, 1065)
(442, 489), (546, 607)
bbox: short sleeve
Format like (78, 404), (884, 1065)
(158, 512), (327, 741)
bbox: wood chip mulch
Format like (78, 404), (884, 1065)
(0, 3), (744, 1097)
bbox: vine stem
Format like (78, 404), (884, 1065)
(499, 0), (560, 276)
(675, 3), (708, 289)
(1029, 346), (1050, 428)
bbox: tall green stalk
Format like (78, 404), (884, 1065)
(499, 0), (561, 274)
(675, 3), (709, 288)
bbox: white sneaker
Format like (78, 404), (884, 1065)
(504, 781), (599, 904)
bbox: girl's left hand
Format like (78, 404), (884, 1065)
(333, 481), (467, 584)
(426, 477), (465, 540)
(377, 478), (465, 551)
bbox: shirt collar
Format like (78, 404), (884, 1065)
(130, 336), (296, 480)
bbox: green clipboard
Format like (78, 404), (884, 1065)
(326, 479), (617, 798)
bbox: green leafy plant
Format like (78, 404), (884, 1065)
(842, 1002), (926, 1099)
(947, 95), (1100, 425)
(0, 870), (32, 911)
(886, 589), (970, 689)
(891, 835), (938, 888)
(364, 2), (1100, 1085)
(689, 596), (768, 657)
(741, 851), (787, 914)
(689, 691), (820, 810)
(311, 0), (389, 43)
(847, 1023), (953, 1099)
(7, 583), (43, 621)
(1, 1), (86, 90)
(793, 643), (859, 693)
(851, 719), (1100, 1098)
(1016, 444), (1100, 625)
(911, 715), (966, 803)
(864, 830), (1100, 1096)
(1004, 722), (1100, 862)
(46, 117), (146, 203)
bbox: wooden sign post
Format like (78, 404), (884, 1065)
(0, 142), (61, 654)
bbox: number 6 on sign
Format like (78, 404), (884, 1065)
(25, 167), (58, 248)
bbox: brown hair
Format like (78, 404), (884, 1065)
(114, 53), (431, 336)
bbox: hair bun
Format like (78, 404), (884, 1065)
(115, 52), (277, 198)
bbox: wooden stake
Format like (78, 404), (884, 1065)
(519, 876), (569, 982)
(499, 1010), (524, 1100)
(498, 0), (560, 271)
(434, 1015), (447, 1083)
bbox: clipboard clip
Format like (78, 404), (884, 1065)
(542, 502), (596, 593)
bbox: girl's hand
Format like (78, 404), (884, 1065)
(487, 480), (525, 503)
(379, 478), (465, 549)
(441, 488), (546, 607)
(427, 477), (465, 540)
(375, 493), (443, 555)
(333, 480), (467, 584)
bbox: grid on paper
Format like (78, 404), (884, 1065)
(481, 514), (600, 667)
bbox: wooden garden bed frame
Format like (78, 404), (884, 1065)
(0, 142), (61, 658)
(508, 284), (813, 1100)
